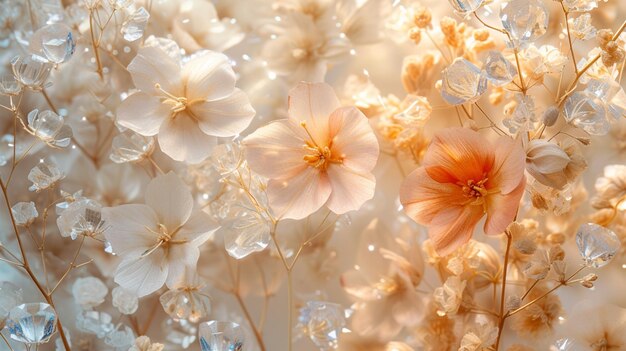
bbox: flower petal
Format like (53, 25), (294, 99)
(423, 127), (494, 184)
(175, 210), (218, 245)
(326, 165), (375, 214)
(287, 82), (340, 145)
(328, 106), (379, 173)
(484, 176), (525, 235)
(128, 46), (182, 95)
(166, 246), (200, 289)
(114, 251), (168, 297)
(242, 119), (308, 179)
(489, 136), (526, 194)
(400, 167), (467, 226)
(117, 92), (169, 136)
(102, 204), (159, 256)
(428, 205), (484, 256)
(145, 172), (193, 230)
(157, 111), (217, 163)
(182, 51), (236, 101)
(190, 88), (255, 137)
(267, 167), (331, 220)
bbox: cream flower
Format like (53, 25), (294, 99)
(434, 276), (466, 315)
(117, 40), (255, 163)
(243, 82), (379, 220)
(102, 172), (217, 297)
(565, 301), (626, 350)
(129, 336), (164, 351)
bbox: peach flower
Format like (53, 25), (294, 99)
(400, 128), (525, 255)
(243, 82), (379, 220)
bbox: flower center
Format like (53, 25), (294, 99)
(459, 177), (496, 213)
(300, 121), (343, 171)
(140, 223), (188, 258)
(155, 83), (188, 114)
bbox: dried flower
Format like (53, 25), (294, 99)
(400, 128), (526, 255)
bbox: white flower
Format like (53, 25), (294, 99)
(117, 40), (255, 163)
(129, 336), (164, 351)
(112, 286), (139, 315)
(72, 277), (108, 309)
(434, 276), (466, 315)
(102, 172), (217, 297)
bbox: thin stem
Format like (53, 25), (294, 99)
(560, 4), (578, 75)
(40, 89), (58, 115)
(48, 235), (85, 295)
(520, 279), (539, 301)
(89, 10), (104, 80)
(233, 293), (267, 351)
(0, 332), (15, 351)
(494, 230), (512, 350)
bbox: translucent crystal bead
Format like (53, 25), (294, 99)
(11, 55), (53, 88)
(121, 7), (149, 42)
(163, 318), (197, 349)
(0, 282), (23, 324)
(211, 142), (243, 176)
(28, 162), (64, 192)
(224, 210), (271, 259)
(112, 286), (138, 315)
(448, 0), (485, 14)
(585, 79), (626, 120)
(160, 288), (211, 323)
(0, 134), (17, 166)
(75, 310), (114, 338)
(5, 303), (57, 345)
(296, 301), (345, 350)
(0, 75), (21, 95)
(57, 198), (105, 239)
(483, 51), (516, 86)
(55, 190), (84, 215)
(104, 324), (135, 349)
(198, 321), (244, 351)
(27, 109), (73, 147)
(563, 91), (608, 135)
(576, 223), (620, 268)
(553, 338), (573, 351)
(500, 0), (549, 47)
(72, 277), (108, 309)
(503, 94), (537, 133)
(110, 131), (155, 163)
(11, 202), (38, 226)
(30, 23), (75, 64)
(440, 58), (487, 105)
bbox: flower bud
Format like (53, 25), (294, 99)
(542, 106), (559, 127)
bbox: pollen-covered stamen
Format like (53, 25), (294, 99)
(155, 83), (188, 114)
(139, 223), (189, 258)
(300, 121), (343, 170)
(460, 177), (497, 213)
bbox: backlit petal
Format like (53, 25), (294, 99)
(326, 165), (375, 214)
(484, 176), (525, 235)
(190, 88), (255, 137)
(114, 251), (168, 297)
(145, 172), (193, 230)
(328, 106), (379, 173)
(157, 111), (217, 163)
(102, 204), (159, 257)
(489, 136), (526, 194)
(428, 205), (484, 256)
(128, 46), (182, 96)
(117, 92), (169, 136)
(287, 82), (340, 145)
(182, 51), (236, 101)
(267, 167), (331, 220)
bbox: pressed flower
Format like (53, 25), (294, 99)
(243, 82), (379, 220)
(117, 40), (255, 163)
(400, 127), (526, 255)
(102, 172), (217, 297)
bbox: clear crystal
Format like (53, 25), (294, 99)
(0, 134), (18, 166)
(562, 0), (598, 12)
(211, 142), (243, 176)
(500, 0), (549, 47)
(585, 79), (626, 120)
(75, 310), (114, 338)
(0, 75), (21, 95)
(30, 23), (75, 64)
(28, 162), (64, 192)
(576, 223), (620, 268)
(57, 198), (105, 239)
(112, 286), (138, 315)
(104, 324), (135, 349)
(71, 277), (108, 309)
(6, 303), (57, 345)
(121, 7), (149, 42)
(553, 338), (573, 351)
(448, 0), (485, 14)
(224, 210), (271, 259)
(503, 93), (537, 133)
(27, 109), (73, 147)
(296, 301), (345, 350)
(55, 190), (84, 215)
(564, 91), (608, 135)
(110, 131), (155, 163)
(11, 55), (53, 88)
(484, 51), (517, 86)
(198, 321), (244, 351)
(0, 282), (23, 323)
(11, 202), (38, 226)
(440, 58), (487, 105)
(163, 318), (197, 349)
(31, 0), (64, 27)
(160, 288), (211, 323)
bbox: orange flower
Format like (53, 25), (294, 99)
(400, 128), (525, 255)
